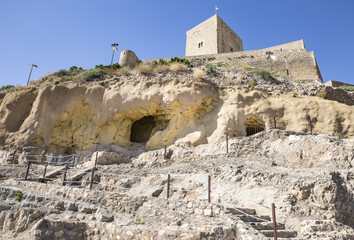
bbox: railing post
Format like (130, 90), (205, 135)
(272, 203), (278, 240)
(25, 161), (31, 180)
(208, 175), (211, 203)
(12, 150), (17, 164)
(226, 133), (229, 154)
(63, 163), (69, 186)
(90, 166), (95, 190)
(308, 118), (313, 135)
(94, 152), (98, 167)
(167, 174), (170, 199)
(42, 162), (48, 182)
(273, 116), (276, 129)
(40, 150), (46, 164)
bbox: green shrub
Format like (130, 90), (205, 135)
(14, 190), (23, 202)
(251, 68), (273, 80)
(55, 66), (83, 78)
(69, 66), (84, 74)
(169, 57), (192, 68)
(0, 85), (15, 91)
(57, 69), (69, 77)
(82, 69), (102, 81)
(54, 80), (60, 85)
(151, 59), (168, 68)
(206, 65), (215, 74)
(338, 86), (354, 91)
(158, 59), (168, 65)
(95, 63), (121, 70)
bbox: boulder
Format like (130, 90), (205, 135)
(119, 50), (139, 68)
(175, 131), (207, 147)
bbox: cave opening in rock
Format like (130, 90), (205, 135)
(245, 115), (265, 136)
(130, 115), (156, 143)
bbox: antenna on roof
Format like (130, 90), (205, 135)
(215, 6), (219, 15)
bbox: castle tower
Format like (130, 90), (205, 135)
(185, 14), (243, 56)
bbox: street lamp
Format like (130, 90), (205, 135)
(27, 64), (38, 85)
(265, 51), (274, 72)
(110, 43), (119, 65)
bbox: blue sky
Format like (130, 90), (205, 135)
(1, 0), (353, 86)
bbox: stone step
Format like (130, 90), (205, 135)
(67, 167), (95, 182)
(226, 207), (256, 215)
(46, 167), (66, 178)
(261, 230), (298, 238)
(238, 215), (270, 222)
(265, 238), (303, 240)
(248, 222), (285, 230)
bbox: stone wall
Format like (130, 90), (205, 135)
(147, 40), (323, 82)
(216, 15), (243, 53)
(185, 15), (242, 56)
(325, 80), (354, 88)
(185, 15), (218, 56)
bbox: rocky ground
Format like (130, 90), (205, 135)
(0, 59), (353, 239)
(0, 130), (353, 239)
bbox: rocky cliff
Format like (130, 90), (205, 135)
(0, 67), (352, 154)
(0, 62), (353, 239)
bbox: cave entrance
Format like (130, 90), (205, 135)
(130, 116), (156, 143)
(245, 115), (265, 136)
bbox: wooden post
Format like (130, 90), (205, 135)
(208, 175), (211, 203)
(94, 152), (98, 167)
(308, 118), (313, 135)
(273, 116), (276, 129)
(226, 133), (229, 154)
(63, 163), (69, 186)
(167, 174), (170, 199)
(164, 146), (167, 159)
(272, 203), (278, 240)
(42, 162), (48, 182)
(12, 150), (17, 164)
(25, 161), (31, 180)
(40, 150), (46, 164)
(90, 166), (96, 190)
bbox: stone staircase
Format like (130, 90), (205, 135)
(225, 207), (300, 239)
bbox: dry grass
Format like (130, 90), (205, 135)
(193, 69), (206, 79)
(118, 66), (131, 75)
(153, 64), (170, 73)
(241, 63), (252, 70)
(169, 63), (188, 72)
(136, 64), (153, 74)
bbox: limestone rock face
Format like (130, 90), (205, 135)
(0, 70), (353, 154)
(119, 50), (139, 68)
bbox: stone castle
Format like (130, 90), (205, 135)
(185, 14), (243, 56)
(137, 14), (323, 82)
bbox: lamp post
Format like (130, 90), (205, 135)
(110, 43), (119, 65)
(27, 64), (38, 85)
(266, 51), (274, 72)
